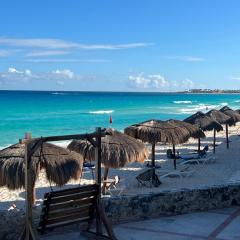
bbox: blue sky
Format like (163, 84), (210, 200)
(0, 0), (240, 91)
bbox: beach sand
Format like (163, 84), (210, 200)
(1, 123), (240, 211)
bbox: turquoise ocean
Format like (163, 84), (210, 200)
(1, 91), (240, 148)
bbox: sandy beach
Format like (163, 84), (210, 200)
(1, 123), (240, 212)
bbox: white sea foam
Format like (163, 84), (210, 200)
(0, 144), (12, 150)
(220, 102), (228, 106)
(173, 100), (192, 104)
(51, 92), (67, 95)
(179, 104), (218, 114)
(235, 100), (240, 103)
(89, 110), (114, 114)
(54, 141), (71, 148)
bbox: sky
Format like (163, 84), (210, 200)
(1, 0), (240, 91)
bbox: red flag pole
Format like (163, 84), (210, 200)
(109, 115), (112, 124)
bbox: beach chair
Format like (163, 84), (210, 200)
(103, 175), (125, 196)
(83, 162), (95, 169)
(167, 145), (209, 158)
(136, 169), (161, 187)
(82, 162), (95, 180)
(179, 153), (216, 165)
(159, 166), (195, 179)
(38, 184), (117, 239)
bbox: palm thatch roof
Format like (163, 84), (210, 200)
(124, 119), (193, 145)
(0, 143), (83, 190)
(206, 109), (235, 126)
(220, 106), (240, 123)
(184, 111), (223, 132)
(236, 109), (240, 114)
(68, 128), (148, 169)
(166, 119), (206, 139)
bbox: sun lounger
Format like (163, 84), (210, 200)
(83, 162), (95, 169)
(167, 145), (209, 159)
(159, 166), (194, 179)
(179, 154), (216, 165)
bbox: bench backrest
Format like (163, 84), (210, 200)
(38, 184), (100, 233)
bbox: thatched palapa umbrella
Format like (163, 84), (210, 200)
(184, 111), (223, 153)
(206, 109), (235, 149)
(220, 106), (240, 147)
(235, 109), (240, 115)
(166, 119), (205, 139)
(0, 142), (83, 203)
(220, 106), (240, 123)
(124, 119), (195, 170)
(68, 128), (148, 191)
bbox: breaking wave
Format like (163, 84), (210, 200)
(89, 110), (114, 114)
(173, 100), (192, 104)
(179, 104), (218, 114)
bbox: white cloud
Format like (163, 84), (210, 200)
(165, 55), (205, 62)
(129, 73), (169, 89)
(0, 67), (79, 86)
(53, 69), (74, 79)
(0, 37), (152, 50)
(25, 69), (32, 76)
(0, 50), (11, 57)
(230, 76), (240, 81)
(26, 50), (69, 57)
(129, 73), (196, 91)
(182, 78), (195, 89)
(24, 58), (110, 63)
(8, 67), (23, 74)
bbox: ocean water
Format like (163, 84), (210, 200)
(1, 91), (240, 148)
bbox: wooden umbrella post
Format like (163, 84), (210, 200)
(151, 142), (156, 183)
(198, 137), (201, 152)
(151, 143), (156, 168)
(24, 139), (37, 240)
(95, 127), (102, 236)
(25, 133), (37, 205)
(213, 129), (216, 154)
(226, 124), (229, 149)
(173, 144), (176, 170)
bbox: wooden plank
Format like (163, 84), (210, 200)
(43, 211), (91, 226)
(86, 136), (97, 147)
(29, 139), (44, 158)
(45, 190), (98, 204)
(21, 131), (106, 145)
(46, 184), (98, 198)
(39, 217), (90, 232)
(46, 206), (92, 220)
(47, 197), (96, 212)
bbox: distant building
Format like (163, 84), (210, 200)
(184, 89), (240, 93)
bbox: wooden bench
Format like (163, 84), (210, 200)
(38, 184), (117, 239)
